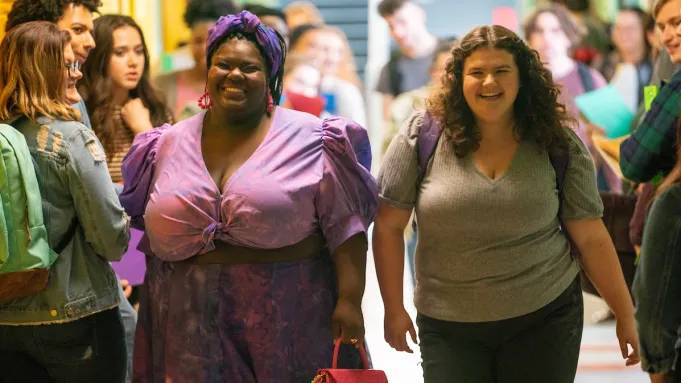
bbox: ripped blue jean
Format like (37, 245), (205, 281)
(633, 182), (681, 374)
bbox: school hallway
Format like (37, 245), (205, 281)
(362, 233), (648, 383)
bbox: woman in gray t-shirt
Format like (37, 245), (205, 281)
(373, 25), (639, 383)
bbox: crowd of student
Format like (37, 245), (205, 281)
(0, 0), (679, 382)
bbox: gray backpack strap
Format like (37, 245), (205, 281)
(417, 112), (442, 184)
(412, 112), (442, 232)
(548, 146), (580, 258)
(548, 147), (569, 223)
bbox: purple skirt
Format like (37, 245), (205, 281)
(133, 253), (363, 383)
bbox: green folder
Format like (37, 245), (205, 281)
(575, 85), (634, 139)
(644, 85), (658, 112)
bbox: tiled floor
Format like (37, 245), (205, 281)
(362, 244), (649, 382)
(576, 294), (647, 382)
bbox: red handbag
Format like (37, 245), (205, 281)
(311, 339), (388, 383)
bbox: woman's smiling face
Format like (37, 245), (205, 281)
(462, 47), (519, 126)
(207, 38), (269, 116)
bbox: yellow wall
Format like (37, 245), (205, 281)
(99, 0), (164, 74)
(100, 0), (133, 14)
(0, 0), (175, 75)
(161, 0), (190, 52)
(101, 0), (189, 73)
(0, 0), (14, 39)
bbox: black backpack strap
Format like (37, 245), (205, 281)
(576, 63), (595, 92)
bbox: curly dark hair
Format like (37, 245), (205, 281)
(184, 0), (238, 28)
(78, 15), (172, 157)
(427, 25), (573, 158)
(6, 0), (101, 31)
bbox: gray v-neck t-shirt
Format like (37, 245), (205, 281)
(378, 112), (603, 322)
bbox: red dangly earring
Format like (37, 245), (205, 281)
(198, 86), (212, 110)
(266, 93), (274, 114)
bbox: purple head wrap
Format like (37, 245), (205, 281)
(206, 10), (284, 83)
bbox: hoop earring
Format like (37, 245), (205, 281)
(198, 87), (212, 110)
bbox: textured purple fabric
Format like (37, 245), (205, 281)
(110, 228), (146, 285)
(133, 255), (366, 383)
(120, 107), (377, 261)
(134, 257), (342, 383)
(119, 107), (377, 382)
(206, 11), (284, 82)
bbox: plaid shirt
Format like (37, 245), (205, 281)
(620, 70), (681, 183)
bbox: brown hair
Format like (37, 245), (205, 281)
(617, 7), (654, 58)
(524, 4), (583, 51)
(377, 0), (407, 17)
(427, 25), (573, 158)
(79, 15), (171, 157)
(0, 21), (79, 122)
(653, 0), (675, 18)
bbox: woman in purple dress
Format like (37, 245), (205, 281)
(120, 11), (378, 383)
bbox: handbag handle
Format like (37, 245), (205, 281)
(331, 338), (369, 369)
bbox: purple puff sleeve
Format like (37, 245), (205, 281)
(316, 117), (378, 254)
(120, 124), (171, 228)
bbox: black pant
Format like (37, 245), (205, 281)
(0, 308), (126, 383)
(417, 278), (583, 383)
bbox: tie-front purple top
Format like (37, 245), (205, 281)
(119, 107), (378, 261)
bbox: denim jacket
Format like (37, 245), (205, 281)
(633, 182), (681, 373)
(0, 116), (130, 325)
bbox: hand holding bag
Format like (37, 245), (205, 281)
(311, 339), (388, 383)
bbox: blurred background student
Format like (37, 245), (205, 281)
(289, 24), (366, 125)
(80, 14), (173, 184)
(155, 0), (237, 121)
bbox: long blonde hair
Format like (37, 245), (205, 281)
(0, 21), (79, 122)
